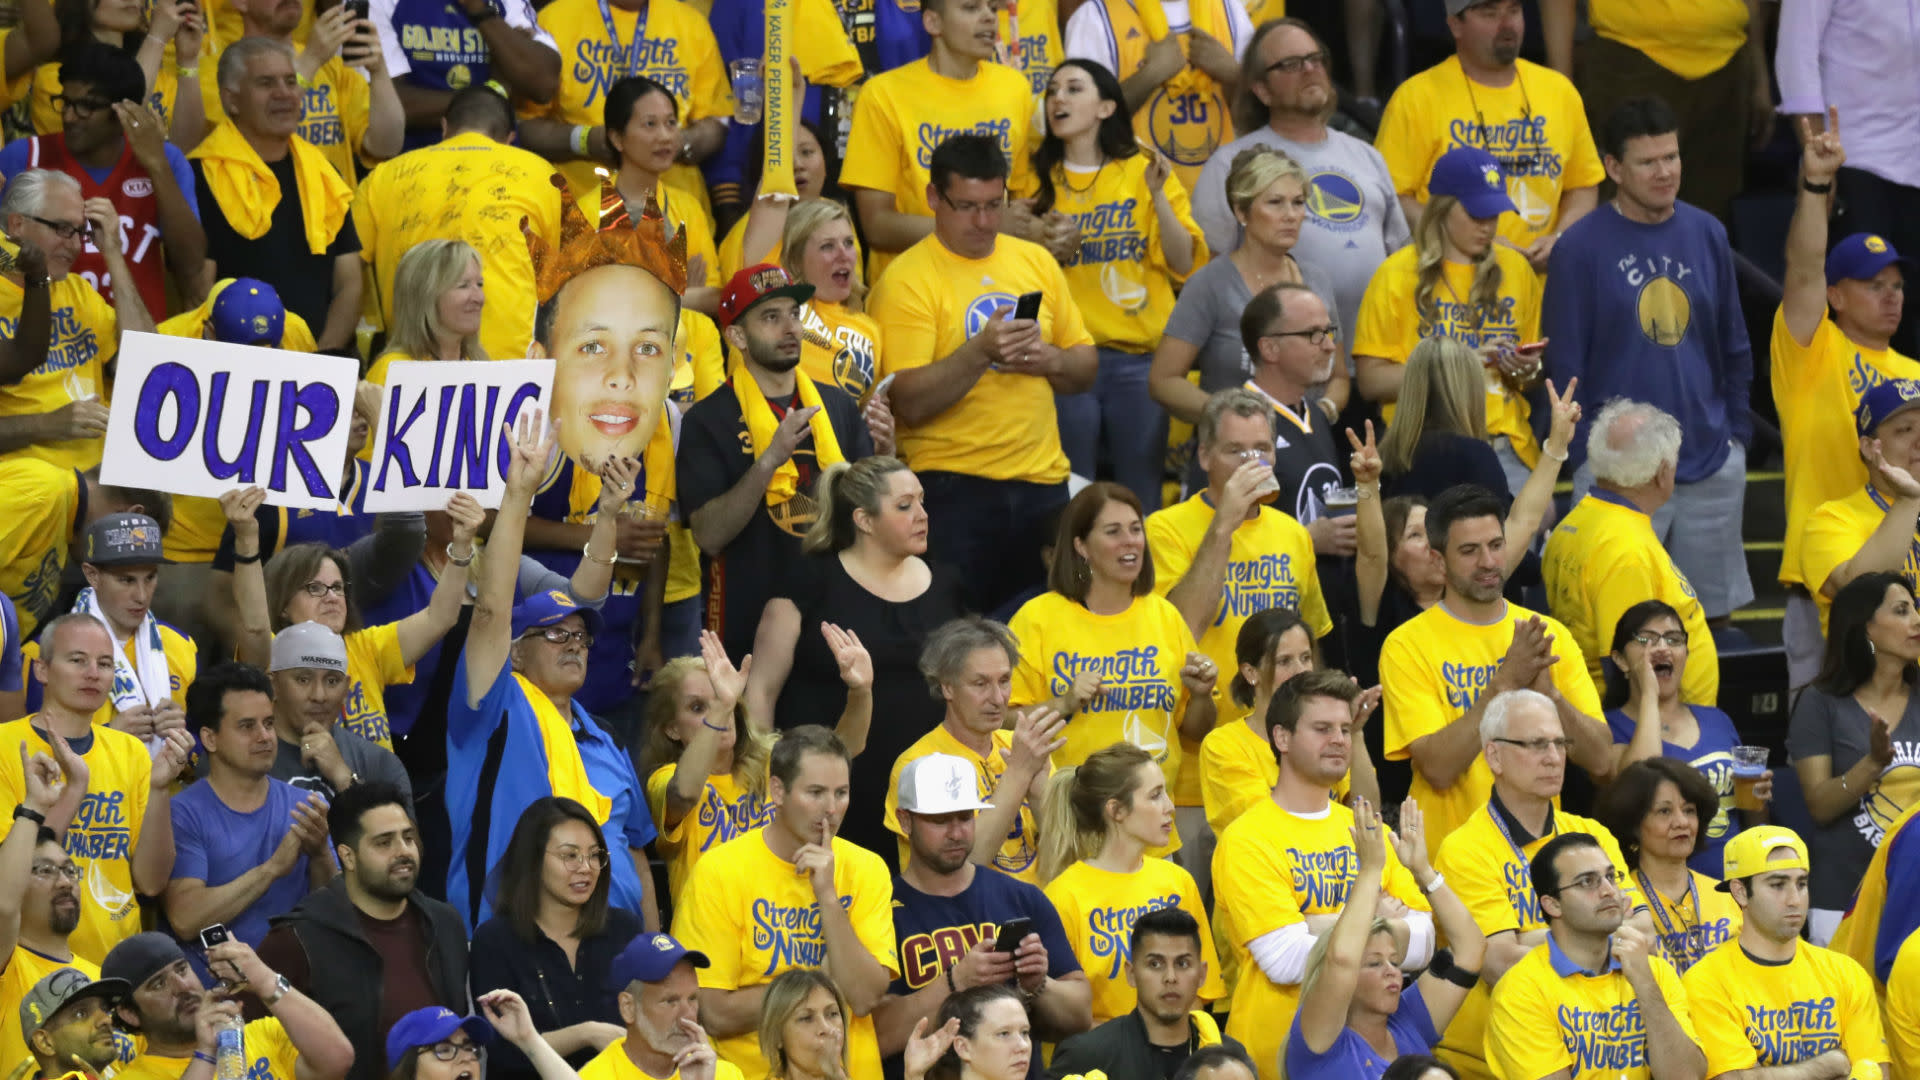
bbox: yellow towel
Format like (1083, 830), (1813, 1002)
(189, 121), (352, 254)
(734, 367), (842, 505)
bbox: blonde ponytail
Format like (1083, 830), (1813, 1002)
(1035, 743), (1155, 884)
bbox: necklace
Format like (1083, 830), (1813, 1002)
(1235, 250), (1297, 292)
(1059, 158), (1108, 195)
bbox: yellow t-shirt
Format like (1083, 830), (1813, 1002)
(0, 719), (152, 965)
(338, 622), (415, 749)
(1353, 243), (1542, 464)
(581, 1037), (747, 1080)
(1636, 869), (1739, 974)
(1771, 307), (1920, 588)
(0, 459), (80, 639)
(1213, 798), (1430, 1074)
(0, 30), (34, 110)
(1198, 720), (1274, 837)
(202, 52), (370, 181)
(671, 829), (898, 1080)
(869, 233), (1093, 483)
(1146, 495), (1331, 806)
(666, 309), (721, 604)
(594, 183), (720, 291)
(19, 623), (197, 729)
(32, 62), (189, 139)
(1047, 155), (1207, 354)
(1486, 942), (1695, 1080)
(999, 0), (1059, 96)
(717, 214), (774, 282)
(1542, 491), (1718, 705)
(883, 725), (1041, 883)
(114, 1019), (299, 1080)
(839, 58), (1036, 282)
(643, 764), (773, 903)
(798, 300), (881, 404)
(1433, 803), (1637, 1080)
(1374, 56), (1605, 247)
(1042, 855), (1225, 1023)
(1009, 591), (1196, 789)
(0, 268), (119, 473)
(354, 131), (566, 363)
(1682, 940), (1887, 1080)
(1889, 928), (1920, 1080)
(530, 0), (731, 215)
(1380, 601), (1599, 845)
(1800, 487), (1916, 632)
(1588, 0), (1749, 79)
(0, 946), (139, 1071)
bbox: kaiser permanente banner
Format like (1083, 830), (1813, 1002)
(100, 332), (361, 511)
(363, 358), (554, 511)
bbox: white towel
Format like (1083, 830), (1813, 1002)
(74, 587), (171, 751)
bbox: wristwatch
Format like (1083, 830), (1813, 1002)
(261, 974), (292, 1007)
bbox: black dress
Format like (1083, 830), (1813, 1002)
(771, 554), (968, 868)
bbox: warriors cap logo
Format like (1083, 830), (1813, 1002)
(1868, 236), (1889, 253)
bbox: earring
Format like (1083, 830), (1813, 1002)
(1870, 639), (1878, 657)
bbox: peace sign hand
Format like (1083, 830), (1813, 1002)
(1544, 377), (1581, 460)
(1346, 420), (1381, 486)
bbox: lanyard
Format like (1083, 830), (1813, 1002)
(1865, 485), (1920, 573)
(596, 0), (649, 78)
(1636, 869), (1699, 969)
(1487, 799), (1551, 875)
(1242, 379), (1313, 436)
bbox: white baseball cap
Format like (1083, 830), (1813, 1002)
(897, 754), (994, 815)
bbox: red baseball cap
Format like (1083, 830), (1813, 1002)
(717, 263), (815, 331)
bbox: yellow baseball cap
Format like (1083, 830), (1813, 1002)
(1716, 825), (1810, 890)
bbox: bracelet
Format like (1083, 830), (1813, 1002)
(945, 966), (957, 993)
(12, 805), (45, 826)
(1838, 773), (1851, 793)
(445, 542), (474, 568)
(295, 71), (312, 89)
(193, 1053), (217, 1066)
(234, 550), (261, 565)
(700, 719), (729, 732)
(1438, 962), (1479, 990)
(582, 540), (614, 566)
(22, 273), (48, 289)
(1421, 872), (1446, 895)
(570, 125), (592, 157)
(1542, 444), (1569, 462)
(1356, 486), (1375, 500)
(176, 64), (200, 77)
(1803, 179), (1833, 194)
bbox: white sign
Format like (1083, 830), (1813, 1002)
(363, 359), (554, 511)
(99, 332), (361, 511)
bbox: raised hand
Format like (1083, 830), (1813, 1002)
(763, 406), (820, 467)
(150, 728), (194, 788)
(1350, 796), (1386, 874)
(173, 0), (205, 59)
(1179, 651), (1217, 697)
(113, 102), (169, 171)
(822, 623), (872, 692)
(1006, 707), (1067, 776)
(18, 745), (63, 814)
(1350, 684), (1382, 730)
(82, 198), (121, 257)
(45, 729), (88, 796)
(1868, 438), (1920, 499)
(503, 405), (554, 494)
(478, 989), (538, 1046)
(1143, 146), (1172, 191)
(1391, 797), (1431, 876)
(901, 1017), (960, 1080)
(698, 630), (749, 718)
(1346, 421), (1381, 486)
(594, 455), (641, 515)
(445, 491), (485, 550)
(1799, 107), (1844, 186)
(1544, 377), (1580, 459)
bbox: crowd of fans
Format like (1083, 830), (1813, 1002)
(0, 0), (1916, 1078)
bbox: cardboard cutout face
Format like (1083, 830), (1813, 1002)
(532, 263), (679, 470)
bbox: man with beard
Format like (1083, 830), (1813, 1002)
(1380, 484), (1613, 848)
(1431, 689), (1647, 1080)
(1485, 832), (1702, 1080)
(680, 265), (872, 661)
(106, 932), (353, 1080)
(872, 752), (1090, 1080)
(1193, 18), (1408, 337)
(256, 782), (469, 1080)
(1375, 0), (1602, 273)
(0, 739), (124, 1070)
(1210, 670), (1433, 1080)
(580, 933), (741, 1080)
(165, 662), (334, 952)
(19, 967), (128, 1080)
(263, 622), (411, 803)
(1682, 827), (1889, 1080)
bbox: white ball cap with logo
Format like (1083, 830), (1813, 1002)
(897, 753), (995, 815)
(269, 620), (349, 673)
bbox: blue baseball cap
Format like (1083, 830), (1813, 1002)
(1825, 232), (1916, 287)
(208, 278), (287, 346)
(386, 1007), (495, 1071)
(509, 589), (603, 640)
(1428, 146), (1516, 220)
(607, 933), (710, 990)
(1855, 378), (1920, 436)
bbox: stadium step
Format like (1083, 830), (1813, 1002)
(1739, 470), (1786, 647)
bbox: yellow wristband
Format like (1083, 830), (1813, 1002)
(296, 72), (312, 88)
(176, 64), (200, 77)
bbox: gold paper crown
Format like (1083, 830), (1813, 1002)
(525, 173), (688, 304)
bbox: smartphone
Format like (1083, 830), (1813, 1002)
(1011, 291), (1043, 322)
(199, 924), (231, 950)
(992, 918), (1034, 954)
(346, 0), (369, 18)
(1514, 339), (1548, 357)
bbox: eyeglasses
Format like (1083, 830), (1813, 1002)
(28, 215), (88, 241)
(1263, 325), (1340, 347)
(532, 627), (594, 647)
(31, 862), (81, 882)
(52, 95), (113, 120)
(1557, 869), (1627, 895)
(301, 581), (348, 598)
(1223, 448), (1274, 464)
(1632, 631), (1689, 649)
(1266, 50), (1329, 75)
(426, 1042), (485, 1064)
(937, 190), (1006, 216)
(546, 846), (610, 870)
(1491, 736), (1574, 757)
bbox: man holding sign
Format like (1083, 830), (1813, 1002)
(0, 169), (156, 471)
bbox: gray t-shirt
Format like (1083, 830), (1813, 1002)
(270, 725), (414, 805)
(1162, 254), (1340, 394)
(1785, 687), (1920, 909)
(1191, 125), (1409, 341)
